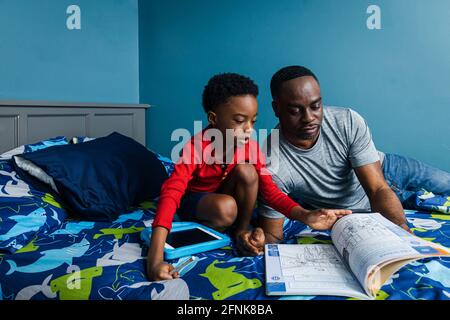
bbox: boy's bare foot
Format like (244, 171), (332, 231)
(234, 227), (265, 256)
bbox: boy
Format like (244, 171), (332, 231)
(147, 73), (351, 281)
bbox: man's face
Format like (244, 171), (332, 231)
(273, 76), (323, 147)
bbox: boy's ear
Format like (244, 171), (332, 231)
(272, 101), (280, 118)
(207, 111), (217, 126)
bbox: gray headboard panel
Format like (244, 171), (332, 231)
(0, 100), (149, 153)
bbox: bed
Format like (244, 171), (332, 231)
(1, 102), (450, 300)
(0, 100), (147, 154)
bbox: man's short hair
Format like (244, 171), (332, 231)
(270, 66), (319, 99)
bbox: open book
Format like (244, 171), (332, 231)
(265, 213), (450, 299)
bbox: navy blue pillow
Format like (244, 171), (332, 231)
(13, 132), (169, 221)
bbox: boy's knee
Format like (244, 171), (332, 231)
(212, 196), (237, 229)
(234, 163), (258, 185)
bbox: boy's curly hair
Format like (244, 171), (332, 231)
(202, 73), (259, 113)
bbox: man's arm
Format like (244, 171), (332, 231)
(354, 161), (409, 230)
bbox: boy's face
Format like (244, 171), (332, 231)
(208, 95), (258, 147)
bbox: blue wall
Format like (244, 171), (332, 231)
(139, 0), (450, 171)
(0, 0), (139, 103)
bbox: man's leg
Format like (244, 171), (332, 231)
(382, 153), (450, 209)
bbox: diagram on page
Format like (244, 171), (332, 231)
(279, 245), (347, 276)
(276, 244), (361, 293)
(334, 215), (394, 253)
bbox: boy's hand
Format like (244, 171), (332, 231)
(234, 228), (265, 256)
(292, 207), (352, 230)
(148, 262), (179, 281)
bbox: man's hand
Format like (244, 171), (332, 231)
(148, 262), (179, 281)
(234, 227), (265, 256)
(291, 207), (352, 230)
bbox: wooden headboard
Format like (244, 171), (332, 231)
(0, 100), (150, 153)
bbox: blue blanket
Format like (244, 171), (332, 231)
(1, 139), (449, 300)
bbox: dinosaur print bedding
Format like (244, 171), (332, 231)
(1, 138), (450, 300)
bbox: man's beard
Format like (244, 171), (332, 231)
(296, 128), (320, 141)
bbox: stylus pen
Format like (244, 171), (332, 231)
(171, 256), (197, 275)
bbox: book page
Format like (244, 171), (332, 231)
(266, 244), (369, 299)
(330, 213), (450, 295)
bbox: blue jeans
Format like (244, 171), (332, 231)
(382, 153), (450, 209)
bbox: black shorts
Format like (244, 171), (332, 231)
(176, 191), (214, 222)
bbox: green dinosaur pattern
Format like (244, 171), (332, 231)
(15, 237), (39, 254)
(431, 214), (450, 221)
(50, 266), (103, 300)
(375, 290), (390, 300)
(411, 228), (428, 233)
(200, 260), (262, 300)
(93, 227), (144, 240)
(42, 193), (62, 208)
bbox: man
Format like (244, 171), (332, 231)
(258, 65), (450, 243)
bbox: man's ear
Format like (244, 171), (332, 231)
(272, 101), (280, 118)
(207, 111), (217, 126)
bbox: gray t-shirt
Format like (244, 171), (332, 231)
(259, 106), (384, 219)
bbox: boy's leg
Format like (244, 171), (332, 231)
(382, 153), (450, 208)
(189, 163), (262, 255)
(219, 163), (259, 233)
(193, 193), (238, 232)
(218, 163), (264, 255)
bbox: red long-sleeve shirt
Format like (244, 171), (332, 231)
(152, 128), (299, 231)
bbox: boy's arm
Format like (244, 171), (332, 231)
(152, 141), (199, 231)
(147, 157), (196, 280)
(147, 226), (179, 280)
(148, 142), (199, 280)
